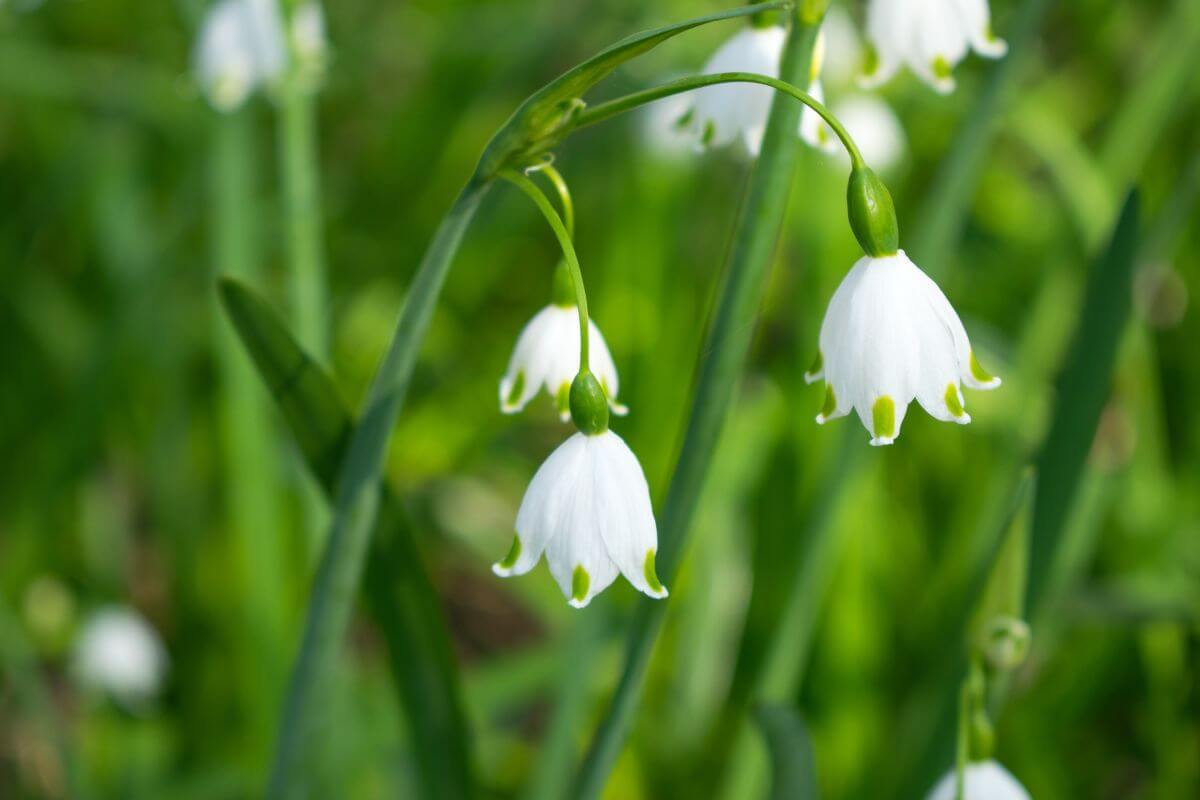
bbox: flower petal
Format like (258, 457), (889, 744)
(498, 433), (589, 577)
(543, 440), (619, 608)
(593, 432), (666, 599)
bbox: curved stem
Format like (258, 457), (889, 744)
(501, 169), (590, 372)
(537, 164), (575, 239)
(573, 71), (865, 168)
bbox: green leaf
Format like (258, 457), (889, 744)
(754, 704), (820, 800)
(1026, 191), (1140, 614)
(475, 1), (788, 177)
(217, 278), (473, 800)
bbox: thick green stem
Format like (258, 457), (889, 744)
(214, 109), (288, 759)
(574, 71), (865, 168)
(265, 180), (487, 799)
(501, 169), (590, 371)
(572, 17), (826, 800)
(278, 82), (328, 359)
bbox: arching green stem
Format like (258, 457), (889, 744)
(501, 169), (590, 371)
(536, 163), (575, 239)
(572, 71), (866, 169)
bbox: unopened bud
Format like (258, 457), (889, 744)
(979, 616), (1032, 672)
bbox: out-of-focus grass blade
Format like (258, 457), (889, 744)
(910, 0), (1053, 278)
(754, 704), (820, 800)
(0, 599), (87, 800)
(476, 1), (788, 176)
(1026, 192), (1140, 614)
(217, 277), (473, 800)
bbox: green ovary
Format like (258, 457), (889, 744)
(571, 565), (590, 603)
(944, 384), (965, 417)
(873, 396), (896, 439)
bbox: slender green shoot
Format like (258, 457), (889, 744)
(500, 169), (591, 371)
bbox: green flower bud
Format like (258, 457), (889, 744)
(979, 616), (1032, 672)
(569, 371), (610, 435)
(847, 166), (899, 257)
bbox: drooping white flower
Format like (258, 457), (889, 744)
(927, 760), (1031, 800)
(640, 82), (698, 159)
(806, 250), (1000, 446)
(682, 25), (830, 157)
(831, 95), (907, 171)
(193, 0), (327, 112)
(499, 305), (627, 421)
(861, 0), (1007, 94)
(73, 606), (168, 707)
(493, 430), (667, 607)
(820, 6), (865, 85)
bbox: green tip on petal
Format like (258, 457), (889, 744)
(863, 43), (880, 76)
(872, 395), (896, 442)
(571, 565), (590, 605)
(969, 351), (998, 385)
(644, 550), (666, 596)
(701, 119), (716, 147)
(818, 384), (837, 421)
(806, 350), (824, 380)
(493, 536), (522, 576)
(504, 371), (525, 409)
(944, 383), (965, 417)
(555, 380), (572, 418)
(932, 56), (953, 80)
(673, 108), (695, 131)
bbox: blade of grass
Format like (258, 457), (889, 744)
(754, 704), (820, 800)
(572, 10), (827, 798)
(0, 598), (87, 799)
(212, 109), (288, 761)
(219, 278), (473, 800)
(910, 0), (1053, 278)
(1025, 191), (1139, 612)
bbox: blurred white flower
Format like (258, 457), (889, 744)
(499, 305), (626, 421)
(74, 606), (168, 707)
(819, 6), (864, 86)
(861, 0), (1007, 94)
(681, 25), (830, 157)
(640, 86), (697, 159)
(806, 250), (1000, 446)
(493, 430), (667, 608)
(831, 95), (906, 170)
(193, 0), (327, 112)
(927, 760), (1031, 800)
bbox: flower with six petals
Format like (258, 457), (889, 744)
(861, 0), (1007, 94)
(806, 250), (1000, 446)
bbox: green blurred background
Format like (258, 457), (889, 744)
(2, 0), (1198, 798)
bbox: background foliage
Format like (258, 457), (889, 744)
(2, 0), (1198, 798)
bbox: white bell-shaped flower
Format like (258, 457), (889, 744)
(73, 606), (168, 708)
(499, 304), (626, 421)
(806, 250), (1000, 446)
(682, 25), (830, 157)
(493, 429), (667, 608)
(861, 0), (1007, 94)
(830, 95), (907, 171)
(927, 760), (1031, 800)
(194, 0), (327, 111)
